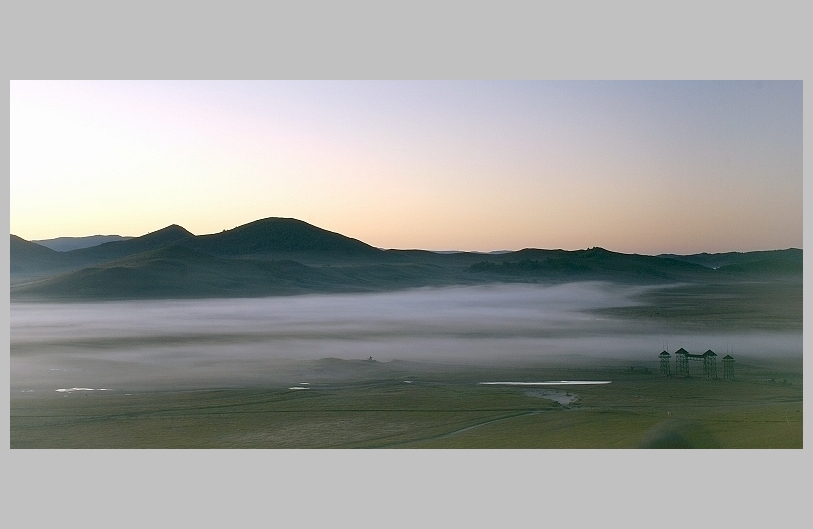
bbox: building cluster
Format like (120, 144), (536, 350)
(658, 348), (734, 380)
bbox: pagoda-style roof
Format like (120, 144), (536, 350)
(674, 348), (689, 355)
(703, 349), (717, 357)
(659, 350), (670, 357)
(723, 354), (734, 359)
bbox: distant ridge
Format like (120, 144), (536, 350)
(657, 248), (802, 269)
(10, 216), (804, 300)
(33, 234), (133, 252)
(468, 247), (712, 281)
(10, 225), (195, 279)
(70, 224), (195, 263)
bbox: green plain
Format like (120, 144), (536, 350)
(11, 358), (802, 448)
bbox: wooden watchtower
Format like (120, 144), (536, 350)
(702, 349), (718, 379)
(723, 354), (735, 380)
(659, 350), (671, 376)
(674, 348), (690, 377)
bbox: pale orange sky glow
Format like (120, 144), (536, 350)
(9, 80), (802, 254)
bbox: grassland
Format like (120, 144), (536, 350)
(10, 357), (802, 448)
(593, 278), (802, 331)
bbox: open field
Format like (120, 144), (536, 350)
(10, 357), (802, 448)
(593, 278), (802, 331)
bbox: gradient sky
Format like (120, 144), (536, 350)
(9, 80), (802, 254)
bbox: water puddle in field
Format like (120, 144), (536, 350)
(55, 387), (110, 392)
(481, 381), (611, 406)
(523, 389), (579, 406)
(480, 381), (611, 385)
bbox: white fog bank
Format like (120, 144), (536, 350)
(11, 283), (801, 391)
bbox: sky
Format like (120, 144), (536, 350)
(9, 80), (802, 254)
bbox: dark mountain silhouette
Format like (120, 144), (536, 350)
(11, 224), (195, 280)
(70, 224), (194, 263)
(10, 218), (803, 300)
(10, 235), (83, 277)
(468, 247), (711, 282)
(183, 217), (384, 262)
(657, 249), (802, 269)
(32, 234), (133, 252)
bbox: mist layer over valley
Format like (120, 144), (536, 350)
(11, 282), (801, 393)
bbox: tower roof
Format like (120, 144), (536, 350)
(674, 347), (689, 355)
(703, 349), (717, 356)
(659, 351), (670, 357)
(723, 354), (734, 359)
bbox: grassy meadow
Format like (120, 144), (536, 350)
(10, 357), (801, 449)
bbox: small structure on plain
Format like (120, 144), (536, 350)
(662, 348), (725, 379)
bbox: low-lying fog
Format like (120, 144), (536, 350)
(11, 282), (802, 391)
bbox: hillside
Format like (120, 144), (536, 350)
(11, 244), (467, 300)
(69, 224), (194, 263)
(10, 225), (195, 281)
(467, 247), (713, 282)
(12, 245), (346, 299)
(10, 217), (803, 301)
(658, 248), (802, 269)
(10, 235), (90, 280)
(716, 258), (803, 276)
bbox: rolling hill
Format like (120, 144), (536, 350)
(13, 245), (347, 299)
(69, 224), (195, 263)
(658, 248), (802, 269)
(10, 224), (195, 281)
(10, 235), (86, 278)
(183, 217), (384, 260)
(10, 217), (802, 300)
(467, 247), (713, 282)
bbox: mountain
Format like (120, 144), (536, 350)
(10, 235), (84, 278)
(467, 247), (711, 282)
(181, 217), (386, 264)
(32, 235), (133, 252)
(69, 224), (194, 263)
(10, 218), (803, 301)
(11, 224), (195, 281)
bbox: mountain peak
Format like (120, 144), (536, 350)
(148, 224), (194, 237)
(190, 217), (381, 256)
